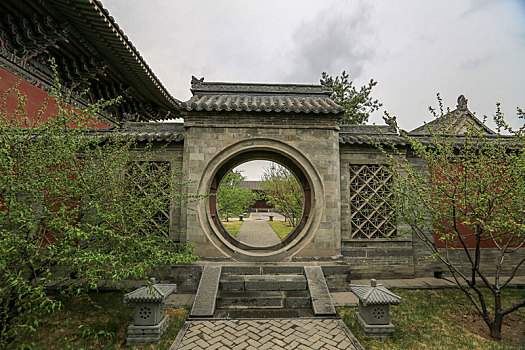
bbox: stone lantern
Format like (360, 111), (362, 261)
(123, 278), (177, 345)
(349, 279), (402, 338)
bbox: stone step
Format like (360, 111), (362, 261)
(216, 290), (310, 309)
(220, 274), (307, 291)
(214, 308), (315, 319)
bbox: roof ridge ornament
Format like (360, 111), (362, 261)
(191, 76), (204, 89)
(320, 78), (333, 93)
(457, 94), (468, 111)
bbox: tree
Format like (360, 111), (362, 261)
(260, 164), (303, 227)
(0, 78), (197, 347)
(321, 70), (381, 125)
(374, 99), (525, 340)
(216, 171), (256, 222)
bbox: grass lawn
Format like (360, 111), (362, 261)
(25, 292), (187, 350)
(268, 220), (294, 240)
(221, 220), (244, 237)
(339, 288), (525, 350)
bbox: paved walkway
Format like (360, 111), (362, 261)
(236, 220), (281, 247)
(170, 319), (363, 350)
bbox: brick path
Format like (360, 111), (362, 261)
(170, 319), (363, 350)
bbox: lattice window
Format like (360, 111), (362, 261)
(128, 161), (171, 237)
(349, 164), (396, 238)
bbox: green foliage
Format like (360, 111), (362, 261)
(374, 96), (525, 340)
(321, 70), (381, 124)
(260, 164), (303, 227)
(0, 72), (197, 347)
(216, 171), (256, 221)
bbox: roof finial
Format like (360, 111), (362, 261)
(457, 95), (468, 111)
(191, 76), (204, 89)
(382, 113), (397, 128)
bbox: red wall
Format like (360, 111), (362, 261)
(431, 164), (523, 249)
(0, 67), (110, 129)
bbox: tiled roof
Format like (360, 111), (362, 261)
(181, 95), (342, 114)
(48, 0), (180, 115)
(124, 284), (177, 303)
(410, 95), (495, 135)
(114, 122), (184, 142)
(349, 280), (402, 306)
(181, 78), (344, 114)
(339, 125), (408, 146)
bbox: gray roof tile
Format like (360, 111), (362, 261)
(181, 94), (343, 114)
(349, 280), (402, 306)
(117, 122), (184, 142)
(181, 78), (343, 115)
(123, 284), (177, 303)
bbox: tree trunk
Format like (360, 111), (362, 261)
(489, 318), (502, 340)
(489, 291), (503, 340)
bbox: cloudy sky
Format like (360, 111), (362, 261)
(101, 0), (525, 179)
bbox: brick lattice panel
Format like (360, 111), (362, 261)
(128, 161), (171, 237)
(349, 164), (396, 238)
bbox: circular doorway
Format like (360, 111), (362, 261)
(195, 138), (325, 261)
(211, 155), (310, 251)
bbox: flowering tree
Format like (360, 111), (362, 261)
(0, 78), (197, 347)
(375, 100), (525, 339)
(260, 164), (303, 227)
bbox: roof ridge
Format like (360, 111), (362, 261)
(189, 77), (333, 97)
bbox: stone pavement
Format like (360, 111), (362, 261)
(170, 318), (363, 350)
(236, 220), (281, 247)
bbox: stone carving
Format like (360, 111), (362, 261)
(123, 278), (177, 345)
(382, 114), (397, 128)
(191, 76), (204, 89)
(349, 279), (402, 338)
(457, 94), (468, 111)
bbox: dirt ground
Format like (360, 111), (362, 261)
(448, 308), (525, 348)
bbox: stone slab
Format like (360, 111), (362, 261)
(190, 265), (221, 317)
(214, 308), (314, 319)
(165, 294), (195, 308)
(217, 290), (283, 308)
(219, 274), (245, 290)
(331, 291), (359, 307)
(262, 265), (305, 274)
(244, 274), (307, 291)
(304, 266), (337, 316)
(285, 291), (311, 308)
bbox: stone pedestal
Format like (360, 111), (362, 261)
(126, 314), (170, 345)
(355, 312), (395, 338)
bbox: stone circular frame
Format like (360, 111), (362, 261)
(196, 138), (325, 261)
